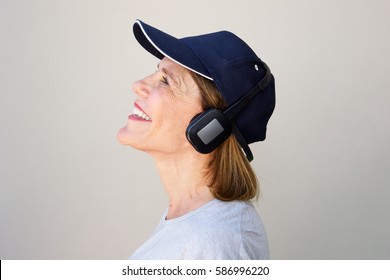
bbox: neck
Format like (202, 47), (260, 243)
(151, 150), (215, 220)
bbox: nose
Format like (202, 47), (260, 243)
(131, 77), (150, 99)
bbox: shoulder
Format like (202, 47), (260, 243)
(220, 200), (269, 259)
(236, 201), (269, 259)
(181, 200), (269, 259)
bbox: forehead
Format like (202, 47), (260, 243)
(161, 57), (195, 76)
(159, 58), (202, 103)
(159, 57), (195, 85)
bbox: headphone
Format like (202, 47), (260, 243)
(186, 62), (272, 160)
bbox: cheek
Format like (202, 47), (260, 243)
(159, 105), (200, 142)
(165, 109), (191, 134)
(170, 100), (202, 125)
(151, 95), (192, 125)
(149, 87), (203, 138)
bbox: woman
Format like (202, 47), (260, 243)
(117, 20), (275, 259)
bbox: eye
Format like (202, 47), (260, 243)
(161, 76), (169, 85)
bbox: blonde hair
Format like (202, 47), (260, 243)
(189, 72), (259, 201)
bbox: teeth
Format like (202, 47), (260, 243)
(133, 107), (151, 121)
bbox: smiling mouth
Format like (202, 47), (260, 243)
(130, 105), (152, 121)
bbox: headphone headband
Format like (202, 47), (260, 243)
(224, 62), (272, 121)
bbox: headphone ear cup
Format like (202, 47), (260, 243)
(186, 109), (232, 154)
(186, 110), (211, 148)
(188, 112), (203, 125)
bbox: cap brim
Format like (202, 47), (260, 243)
(133, 19), (212, 80)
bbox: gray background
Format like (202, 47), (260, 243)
(1, 0), (389, 259)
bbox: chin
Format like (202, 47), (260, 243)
(117, 126), (133, 146)
(116, 126), (147, 151)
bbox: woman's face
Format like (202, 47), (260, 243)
(117, 57), (203, 155)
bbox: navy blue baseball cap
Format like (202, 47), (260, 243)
(133, 19), (275, 144)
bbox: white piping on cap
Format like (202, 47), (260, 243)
(135, 20), (213, 81)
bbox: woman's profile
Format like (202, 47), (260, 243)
(117, 19), (275, 260)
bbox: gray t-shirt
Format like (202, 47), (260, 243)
(129, 199), (269, 260)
